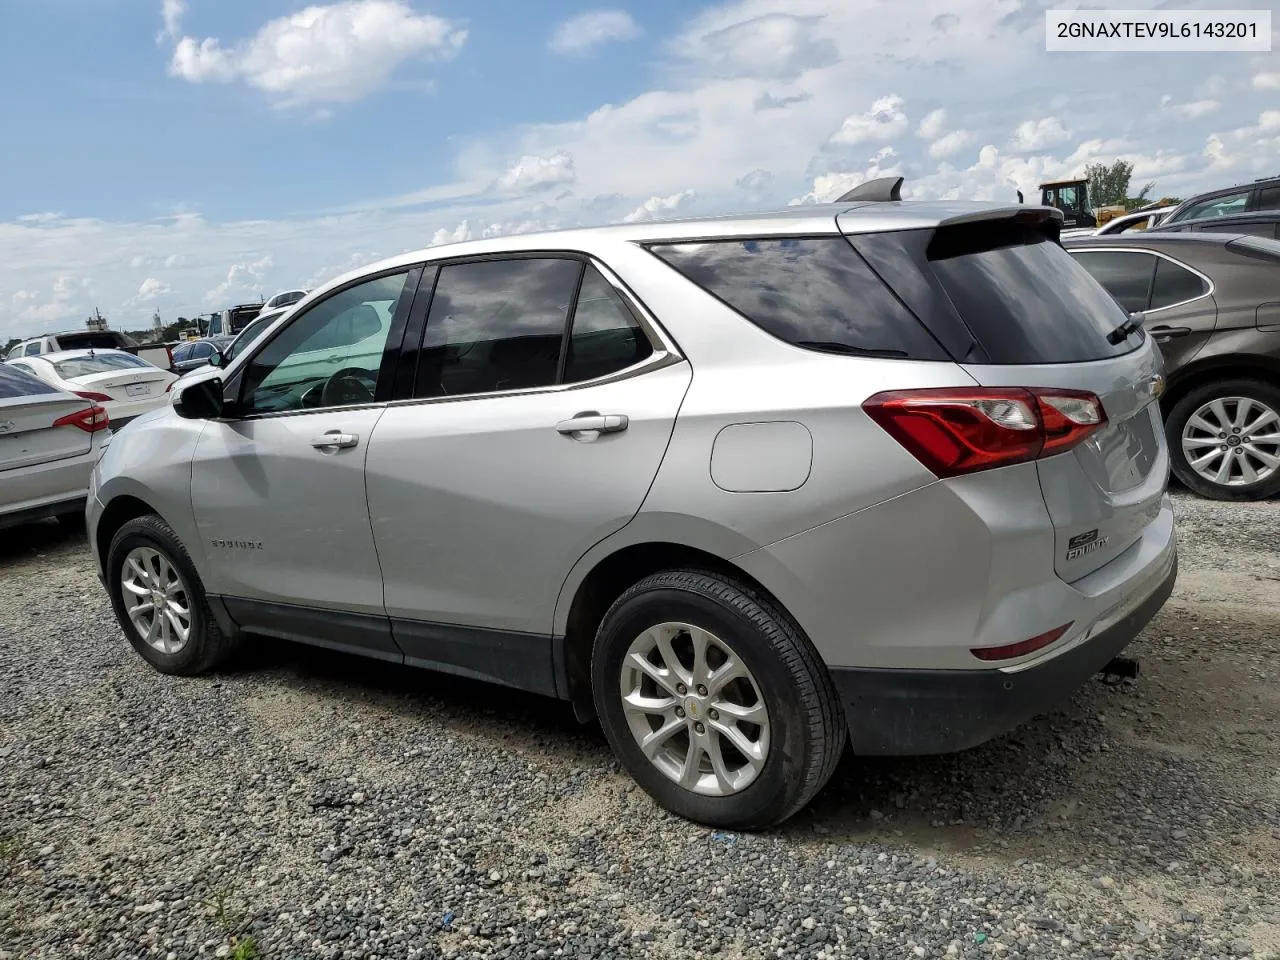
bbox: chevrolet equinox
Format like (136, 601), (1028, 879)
(88, 182), (1178, 829)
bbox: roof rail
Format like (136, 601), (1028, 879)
(835, 176), (904, 203)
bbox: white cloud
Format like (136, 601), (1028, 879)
(1254, 72), (1280, 91)
(1161, 96), (1219, 120)
(204, 255), (274, 306)
(829, 95), (907, 146)
(17, 212), (62, 223)
(549, 10), (642, 55)
(167, 0), (467, 106)
(159, 0), (185, 41)
(621, 190), (696, 223)
(928, 130), (972, 160)
(1009, 117), (1072, 152)
(917, 108), (947, 140)
(495, 151), (576, 192)
(136, 277), (171, 300)
(671, 12), (838, 81)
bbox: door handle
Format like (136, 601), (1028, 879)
(1147, 325), (1191, 341)
(310, 430), (359, 450)
(556, 411), (629, 437)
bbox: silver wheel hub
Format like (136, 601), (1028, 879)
(1182, 396), (1280, 487)
(120, 546), (193, 655)
(619, 622), (770, 797)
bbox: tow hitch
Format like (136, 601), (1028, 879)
(1100, 656), (1140, 682)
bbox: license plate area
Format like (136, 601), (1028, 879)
(125, 383), (150, 397)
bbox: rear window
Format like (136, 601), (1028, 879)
(53, 331), (135, 351)
(0, 364), (59, 398)
(647, 237), (946, 360)
(919, 222), (1137, 364)
(52, 354), (151, 378)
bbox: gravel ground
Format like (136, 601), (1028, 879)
(2, 492), (1279, 960)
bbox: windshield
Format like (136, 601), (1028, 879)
(226, 313), (278, 361)
(52, 353), (151, 379)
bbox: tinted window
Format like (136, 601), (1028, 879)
(54, 331), (132, 351)
(649, 237), (944, 359)
(23, 342), (43, 356)
(190, 342), (214, 359)
(1070, 250), (1157, 312)
(1149, 257), (1209, 309)
(171, 344), (191, 363)
(1177, 191), (1249, 222)
(51, 353), (150, 378)
(563, 266), (653, 383)
(415, 258), (581, 398)
(921, 223), (1138, 363)
(1256, 186), (1280, 212)
(242, 270), (409, 414)
(0, 364), (58, 398)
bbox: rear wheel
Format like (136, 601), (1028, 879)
(106, 515), (241, 675)
(1167, 379), (1280, 501)
(591, 569), (845, 829)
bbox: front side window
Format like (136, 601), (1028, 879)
(1070, 250), (1157, 312)
(1149, 257), (1209, 310)
(563, 266), (653, 384)
(189, 342), (214, 360)
(23, 342), (43, 356)
(1176, 191), (1249, 222)
(414, 258), (581, 398)
(241, 270), (410, 415)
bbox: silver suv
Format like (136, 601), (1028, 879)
(87, 187), (1177, 828)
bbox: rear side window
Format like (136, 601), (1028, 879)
(1150, 257), (1209, 309)
(648, 237), (946, 359)
(919, 223), (1137, 363)
(1070, 251), (1156, 312)
(1256, 186), (1280, 212)
(1176, 191), (1249, 223)
(0, 363), (58, 398)
(563, 266), (653, 383)
(415, 258), (581, 398)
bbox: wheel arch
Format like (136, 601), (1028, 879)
(1162, 352), (1280, 418)
(555, 519), (786, 722)
(95, 493), (165, 575)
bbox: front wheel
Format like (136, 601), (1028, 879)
(591, 569), (845, 829)
(1166, 379), (1280, 501)
(106, 514), (241, 675)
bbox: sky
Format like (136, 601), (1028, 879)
(1, 0), (1277, 341)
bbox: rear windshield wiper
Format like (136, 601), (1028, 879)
(793, 341), (910, 358)
(1105, 315), (1143, 346)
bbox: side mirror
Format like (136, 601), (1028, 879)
(207, 350), (224, 368)
(173, 377), (224, 420)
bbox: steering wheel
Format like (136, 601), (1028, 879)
(320, 366), (376, 407)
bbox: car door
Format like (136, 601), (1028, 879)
(188, 266), (419, 658)
(1071, 247), (1216, 370)
(364, 256), (691, 693)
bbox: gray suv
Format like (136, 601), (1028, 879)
(88, 190), (1177, 828)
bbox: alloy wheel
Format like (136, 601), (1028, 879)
(120, 546), (193, 654)
(1181, 396), (1280, 487)
(619, 622), (770, 797)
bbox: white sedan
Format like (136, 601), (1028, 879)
(7, 349), (178, 429)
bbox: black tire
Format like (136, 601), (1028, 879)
(106, 514), (242, 675)
(1166, 378), (1280, 501)
(591, 569), (845, 830)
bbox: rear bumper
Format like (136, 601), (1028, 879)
(831, 551), (1176, 755)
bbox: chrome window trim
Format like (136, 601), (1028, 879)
(1069, 246), (1215, 316)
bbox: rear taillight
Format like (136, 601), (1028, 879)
(53, 404), (110, 433)
(863, 387), (1106, 478)
(971, 623), (1073, 662)
(73, 390), (113, 402)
